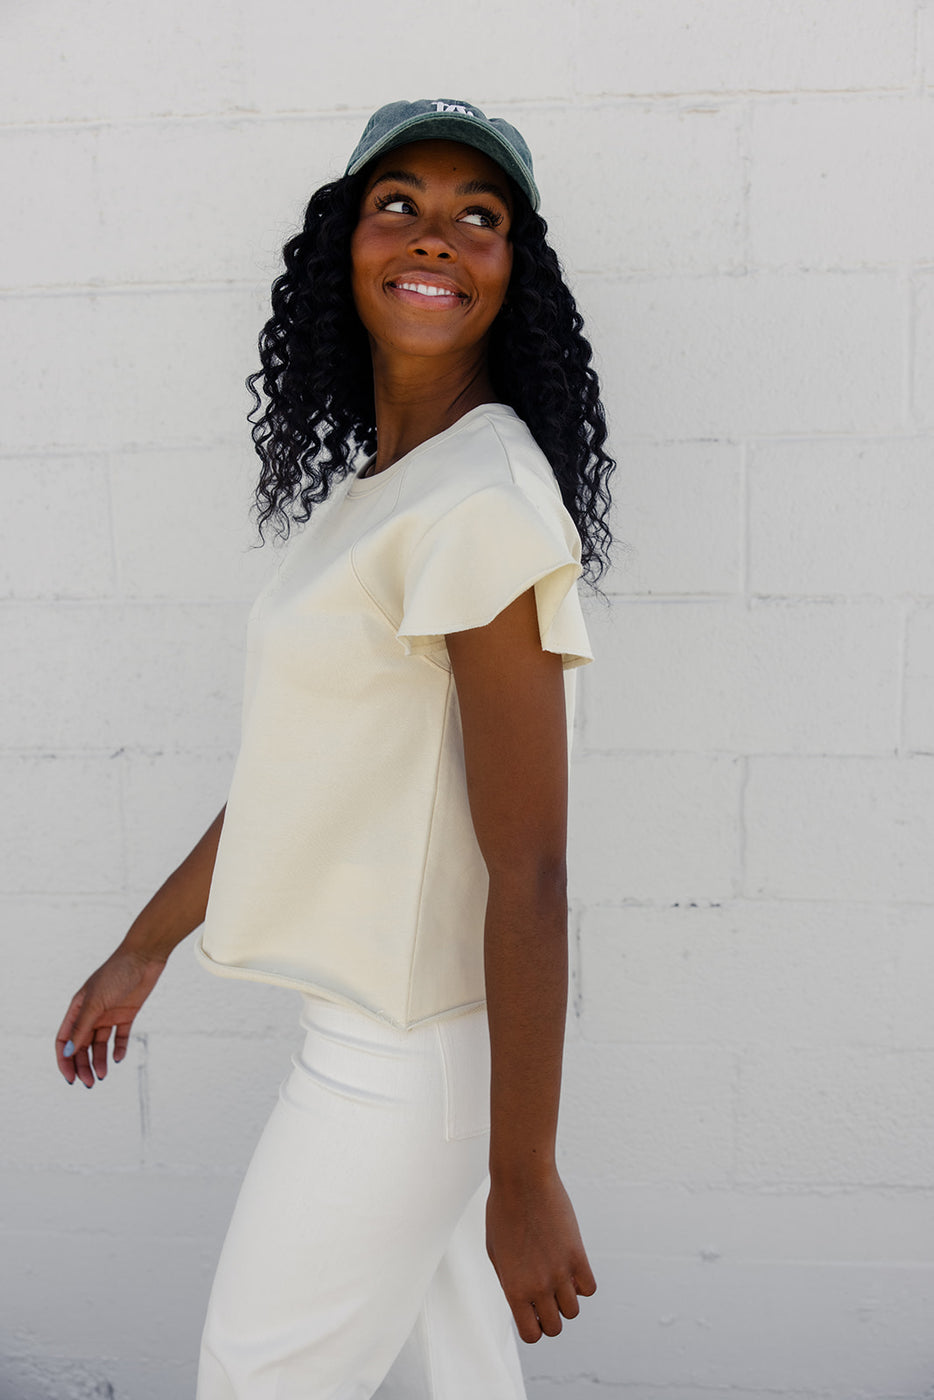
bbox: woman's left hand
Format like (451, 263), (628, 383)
(486, 1166), (597, 1343)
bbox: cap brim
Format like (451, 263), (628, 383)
(346, 113), (540, 211)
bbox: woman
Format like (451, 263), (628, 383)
(55, 98), (615, 1398)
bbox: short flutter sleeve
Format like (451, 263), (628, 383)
(396, 483), (593, 670)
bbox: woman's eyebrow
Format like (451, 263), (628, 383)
(369, 169), (425, 191)
(455, 177), (511, 207)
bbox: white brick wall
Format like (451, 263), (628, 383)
(3, 1), (933, 1396)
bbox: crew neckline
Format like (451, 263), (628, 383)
(347, 402), (519, 496)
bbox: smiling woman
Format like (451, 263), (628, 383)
(350, 140), (516, 458)
(55, 97), (615, 1400)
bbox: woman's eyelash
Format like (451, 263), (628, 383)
(467, 206), (504, 228)
(373, 192), (503, 227)
(374, 191), (415, 213)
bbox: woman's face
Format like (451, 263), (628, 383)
(350, 139), (514, 367)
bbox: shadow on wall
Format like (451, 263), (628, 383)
(0, 1364), (115, 1399)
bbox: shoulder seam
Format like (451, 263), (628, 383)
(484, 414), (519, 488)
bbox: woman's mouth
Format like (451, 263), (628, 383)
(386, 277), (468, 309)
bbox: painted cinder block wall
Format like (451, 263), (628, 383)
(3, 2), (934, 1396)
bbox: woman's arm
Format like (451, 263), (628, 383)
(121, 803), (227, 963)
(446, 588), (596, 1344)
(54, 805), (226, 1088)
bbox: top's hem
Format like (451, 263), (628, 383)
(193, 933), (487, 1031)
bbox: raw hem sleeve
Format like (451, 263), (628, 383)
(395, 484), (594, 671)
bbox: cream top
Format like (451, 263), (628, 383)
(194, 403), (593, 1028)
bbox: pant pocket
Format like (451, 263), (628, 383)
(436, 1007), (491, 1141)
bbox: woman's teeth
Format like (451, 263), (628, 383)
(396, 282), (460, 298)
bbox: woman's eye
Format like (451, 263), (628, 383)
(377, 196), (415, 215)
(373, 194), (503, 227)
(460, 209), (501, 228)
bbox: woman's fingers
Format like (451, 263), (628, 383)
(56, 1036), (77, 1084)
(512, 1301), (542, 1345)
(511, 1279), (583, 1343)
(533, 1294), (564, 1338)
(59, 1020), (125, 1087)
(56, 995), (86, 1084)
(486, 1176), (597, 1345)
(55, 995), (85, 1069)
(59, 987), (86, 1032)
(56, 945), (165, 1088)
(555, 1274), (581, 1320)
(57, 991), (113, 1087)
(573, 1257), (598, 1297)
(113, 1021), (132, 1064)
(72, 1043), (96, 1089)
(90, 1027), (112, 1082)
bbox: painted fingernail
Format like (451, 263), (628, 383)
(64, 1040), (75, 1057)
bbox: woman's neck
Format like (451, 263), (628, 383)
(367, 356), (500, 476)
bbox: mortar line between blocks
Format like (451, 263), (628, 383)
(4, 430), (932, 463)
(1, 89), (922, 138)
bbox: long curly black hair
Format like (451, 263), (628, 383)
(246, 166), (616, 585)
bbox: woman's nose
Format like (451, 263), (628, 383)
(408, 222), (456, 260)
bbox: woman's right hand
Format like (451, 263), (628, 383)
(55, 945), (168, 1088)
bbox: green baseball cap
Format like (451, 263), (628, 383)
(345, 98), (540, 212)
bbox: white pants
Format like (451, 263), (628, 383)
(196, 993), (527, 1400)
